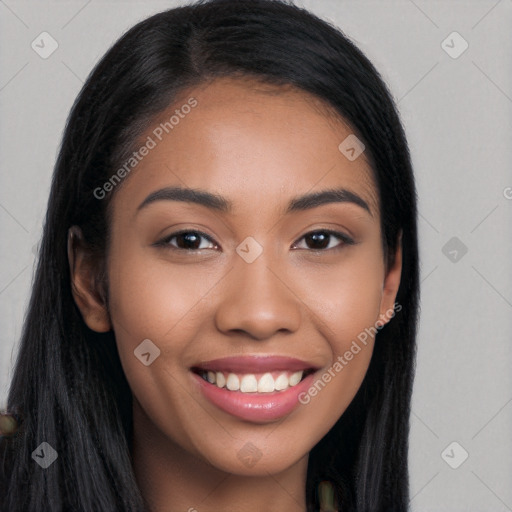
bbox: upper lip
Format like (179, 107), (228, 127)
(191, 355), (321, 374)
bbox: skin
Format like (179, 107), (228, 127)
(69, 76), (402, 512)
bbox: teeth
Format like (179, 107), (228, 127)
(216, 372), (226, 388)
(240, 374), (258, 392)
(226, 373), (240, 391)
(201, 370), (305, 393)
(289, 371), (303, 386)
(258, 372), (275, 393)
(274, 373), (289, 391)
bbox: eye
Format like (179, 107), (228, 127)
(155, 230), (218, 251)
(292, 229), (354, 251)
(155, 228), (354, 253)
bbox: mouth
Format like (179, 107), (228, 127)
(191, 367), (317, 393)
(190, 356), (321, 422)
(190, 354), (319, 394)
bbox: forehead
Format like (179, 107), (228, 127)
(111, 76), (379, 220)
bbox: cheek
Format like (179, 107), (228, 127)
(105, 241), (211, 407)
(296, 245), (385, 352)
(105, 243), (214, 438)
(107, 242), (207, 343)
(292, 253), (383, 436)
(288, 244), (384, 419)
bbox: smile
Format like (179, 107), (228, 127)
(190, 355), (320, 422)
(194, 368), (314, 393)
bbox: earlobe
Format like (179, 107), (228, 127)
(67, 226), (111, 333)
(377, 231), (403, 327)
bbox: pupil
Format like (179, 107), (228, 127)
(306, 232), (329, 249)
(179, 233), (200, 249)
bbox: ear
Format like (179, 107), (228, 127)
(377, 231), (402, 327)
(67, 226), (111, 332)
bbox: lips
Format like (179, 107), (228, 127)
(191, 355), (320, 374)
(190, 355), (321, 422)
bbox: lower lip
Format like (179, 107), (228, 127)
(191, 370), (317, 423)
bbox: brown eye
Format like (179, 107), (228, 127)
(292, 230), (354, 251)
(158, 230), (218, 251)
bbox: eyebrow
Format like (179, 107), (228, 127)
(137, 186), (372, 216)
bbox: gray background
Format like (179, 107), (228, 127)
(1, 0), (511, 510)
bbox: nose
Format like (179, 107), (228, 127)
(214, 252), (302, 341)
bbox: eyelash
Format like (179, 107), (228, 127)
(154, 228), (355, 253)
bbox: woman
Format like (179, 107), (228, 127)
(0, 0), (419, 510)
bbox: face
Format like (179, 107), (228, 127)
(71, 76), (401, 477)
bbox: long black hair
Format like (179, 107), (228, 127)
(0, 1), (419, 510)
